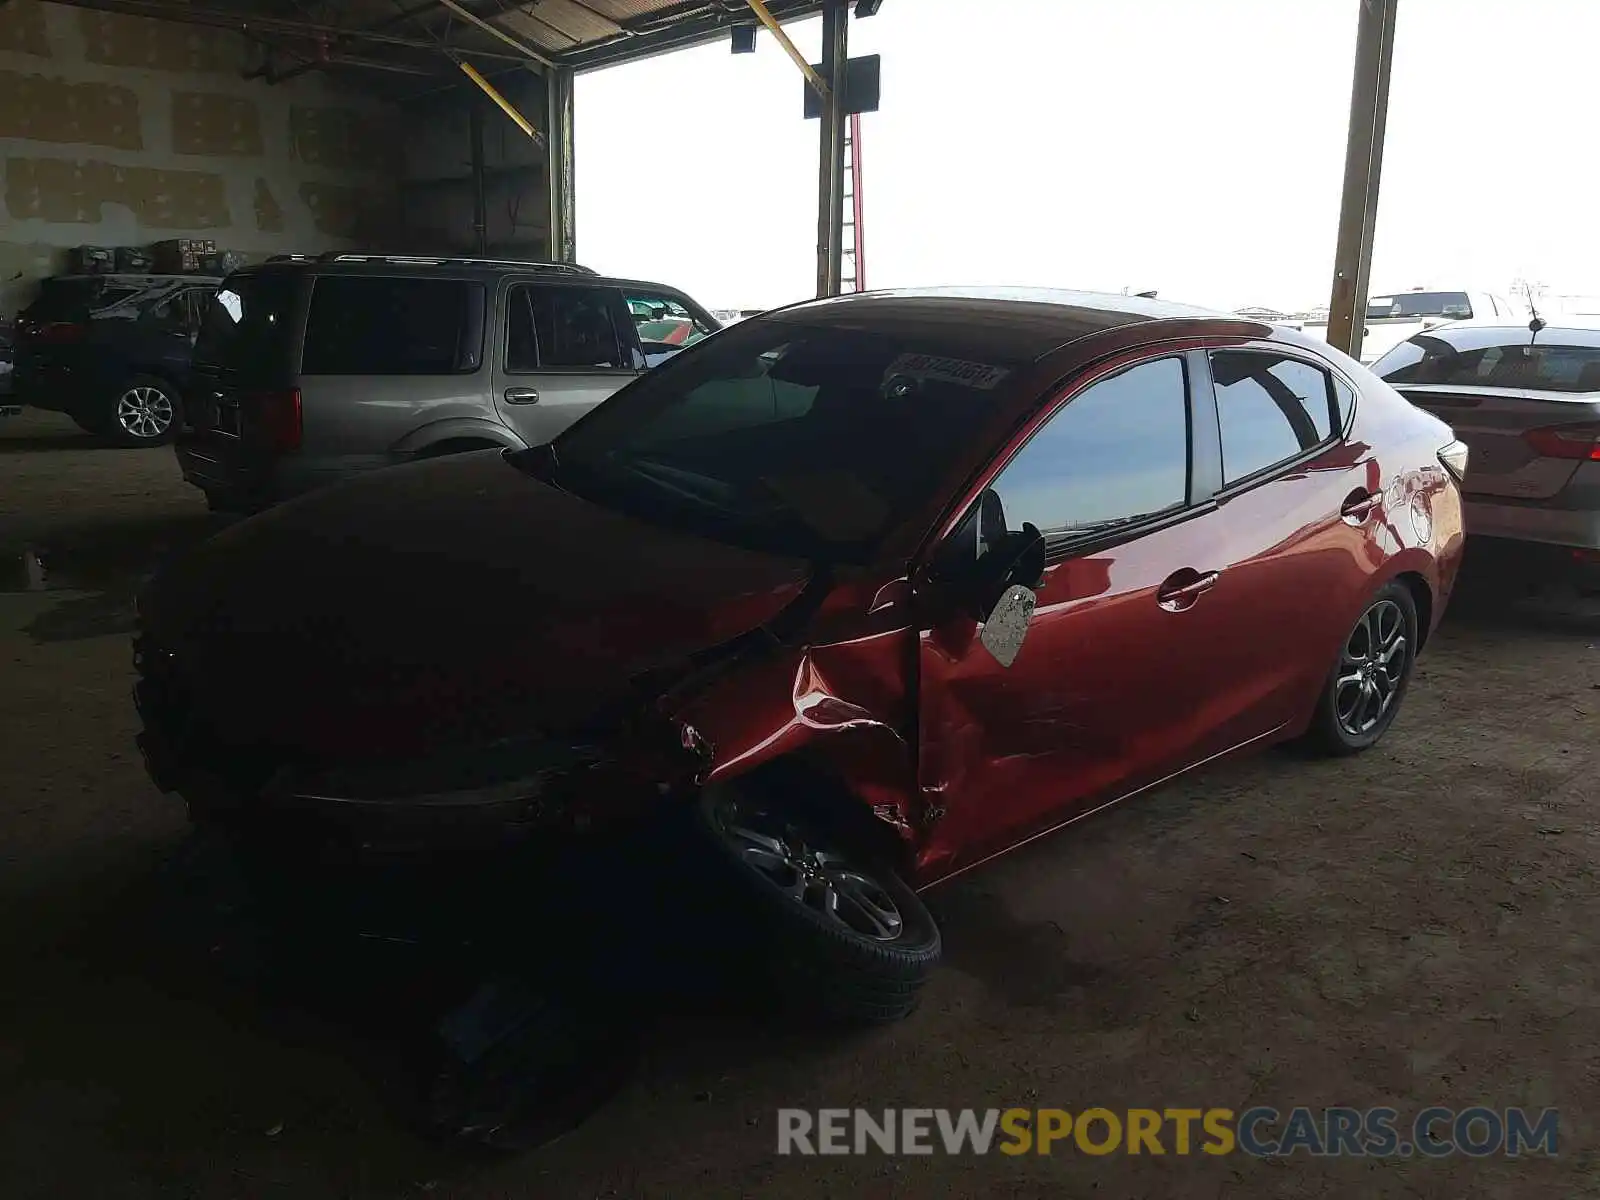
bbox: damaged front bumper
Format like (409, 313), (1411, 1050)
(140, 732), (629, 860)
(137, 686), (687, 863)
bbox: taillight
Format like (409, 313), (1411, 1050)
(257, 389), (302, 452)
(1524, 423), (1600, 462)
(1437, 439), (1469, 483)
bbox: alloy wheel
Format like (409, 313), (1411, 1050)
(116, 386), (174, 440)
(714, 795), (904, 942)
(1334, 597), (1408, 737)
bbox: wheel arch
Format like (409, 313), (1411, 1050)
(1393, 569), (1434, 649)
(725, 751), (918, 877)
(393, 417), (526, 458)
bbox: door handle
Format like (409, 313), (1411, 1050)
(503, 387), (540, 405)
(1340, 489), (1382, 523)
(1157, 569), (1221, 611)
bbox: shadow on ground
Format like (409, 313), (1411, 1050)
(1, 511), (231, 641)
(3, 813), (860, 1176)
(0, 429), (101, 454)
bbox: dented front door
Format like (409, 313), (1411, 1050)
(911, 352), (1232, 883)
(914, 530), (1222, 882)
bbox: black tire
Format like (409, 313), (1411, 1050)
(1302, 579), (1419, 756)
(691, 781), (941, 1025)
(103, 374), (182, 447)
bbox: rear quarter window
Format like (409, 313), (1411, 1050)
(1209, 350), (1337, 485)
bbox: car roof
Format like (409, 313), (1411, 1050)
(229, 258), (705, 304)
(50, 273), (223, 286)
(763, 286), (1229, 362)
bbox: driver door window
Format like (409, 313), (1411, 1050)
(987, 356), (1191, 539)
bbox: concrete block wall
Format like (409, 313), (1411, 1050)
(0, 0), (407, 314)
(401, 73), (550, 260)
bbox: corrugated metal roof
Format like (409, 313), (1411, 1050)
(52, 0), (830, 89)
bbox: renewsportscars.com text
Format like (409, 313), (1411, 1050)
(776, 1106), (1559, 1158)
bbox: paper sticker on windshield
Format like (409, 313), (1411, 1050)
(885, 353), (1010, 391)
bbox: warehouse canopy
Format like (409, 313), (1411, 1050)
(43, 0), (1394, 347)
(47, 0), (830, 88)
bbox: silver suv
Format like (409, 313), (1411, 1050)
(176, 254), (719, 511)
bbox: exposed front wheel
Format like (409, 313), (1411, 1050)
(693, 783), (940, 1025)
(1303, 580), (1419, 755)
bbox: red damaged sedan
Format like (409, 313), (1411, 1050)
(135, 287), (1466, 1022)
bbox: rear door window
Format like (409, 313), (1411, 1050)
(301, 276), (484, 375)
(505, 283), (630, 372)
(1210, 351), (1337, 485)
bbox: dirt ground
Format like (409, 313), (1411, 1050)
(1, 407), (1597, 1199)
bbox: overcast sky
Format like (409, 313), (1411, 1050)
(575, 0), (1599, 313)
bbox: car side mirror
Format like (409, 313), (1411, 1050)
(971, 522), (1045, 667)
(978, 584), (1037, 668)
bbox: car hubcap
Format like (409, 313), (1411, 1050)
(116, 386), (173, 439)
(715, 796), (904, 941)
(1335, 598), (1408, 736)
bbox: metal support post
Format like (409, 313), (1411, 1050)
(468, 95), (488, 255)
(815, 0), (849, 297)
(1326, 0), (1398, 360)
(545, 66), (577, 262)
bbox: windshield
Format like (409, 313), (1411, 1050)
(193, 271), (297, 372)
(1366, 291), (1473, 320)
(543, 320), (1022, 562)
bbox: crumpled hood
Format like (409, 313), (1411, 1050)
(140, 450), (813, 760)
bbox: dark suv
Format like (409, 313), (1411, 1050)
(177, 254), (718, 511)
(12, 273), (222, 446)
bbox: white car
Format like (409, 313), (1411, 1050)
(1304, 289), (1522, 364)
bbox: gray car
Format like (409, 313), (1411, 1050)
(1372, 318), (1600, 594)
(176, 254), (719, 511)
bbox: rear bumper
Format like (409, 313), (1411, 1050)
(1465, 534), (1600, 592)
(1463, 464), (1600, 551)
(1465, 499), (1599, 551)
(174, 433), (277, 507)
(176, 433), (387, 510)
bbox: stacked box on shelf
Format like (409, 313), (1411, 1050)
(199, 250), (246, 275)
(115, 246), (154, 272)
(150, 238), (217, 274)
(67, 246), (115, 274)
